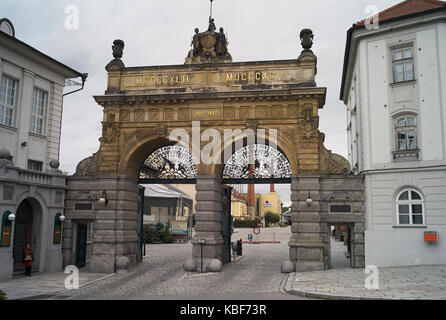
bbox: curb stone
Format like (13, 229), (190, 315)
(284, 272), (387, 300)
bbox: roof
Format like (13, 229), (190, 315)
(340, 0), (446, 101)
(355, 0), (445, 26)
(0, 27), (83, 79)
(141, 184), (193, 201)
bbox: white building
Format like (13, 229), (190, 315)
(340, 0), (446, 267)
(0, 18), (86, 279)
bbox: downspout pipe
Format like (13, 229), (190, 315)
(55, 73), (88, 169)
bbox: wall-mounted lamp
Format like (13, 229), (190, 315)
(98, 190), (109, 205)
(306, 191), (313, 207)
(59, 215), (66, 222)
(8, 213), (15, 221)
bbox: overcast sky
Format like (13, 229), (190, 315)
(2, 0), (401, 206)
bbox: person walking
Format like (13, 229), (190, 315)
(23, 244), (33, 276)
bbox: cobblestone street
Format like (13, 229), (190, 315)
(59, 230), (305, 300)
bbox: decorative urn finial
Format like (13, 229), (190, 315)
(112, 39), (124, 59)
(106, 39), (125, 72)
(300, 29), (314, 50)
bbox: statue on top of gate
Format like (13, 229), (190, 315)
(185, 17), (232, 64)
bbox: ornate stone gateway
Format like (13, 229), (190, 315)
(64, 19), (364, 273)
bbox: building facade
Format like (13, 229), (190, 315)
(341, 0), (446, 266)
(231, 188), (248, 221)
(142, 184), (193, 226)
(0, 19), (84, 279)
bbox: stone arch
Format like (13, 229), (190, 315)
(118, 136), (178, 179)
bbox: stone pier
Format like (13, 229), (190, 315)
(191, 176), (224, 271)
(63, 176), (140, 274)
(289, 176), (328, 271)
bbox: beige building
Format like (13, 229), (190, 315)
(258, 189), (282, 218)
(241, 185), (282, 220)
(231, 189), (248, 221)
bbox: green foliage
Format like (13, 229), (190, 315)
(233, 219), (256, 228)
(143, 224), (156, 243)
(0, 290), (6, 300)
(163, 228), (174, 243)
(264, 212), (280, 227)
(281, 206), (290, 214)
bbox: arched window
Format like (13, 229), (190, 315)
(396, 189), (424, 225)
(1, 211), (13, 247)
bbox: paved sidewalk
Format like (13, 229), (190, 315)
(285, 265), (446, 300)
(0, 271), (112, 300)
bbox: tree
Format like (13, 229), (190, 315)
(163, 227), (174, 243)
(0, 290), (6, 300)
(143, 225), (156, 243)
(264, 212), (280, 227)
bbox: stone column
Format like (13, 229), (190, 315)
(288, 176), (328, 272)
(189, 176), (224, 272)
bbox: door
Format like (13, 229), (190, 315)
(221, 186), (233, 264)
(13, 200), (34, 271)
(13, 223), (32, 270)
(76, 223), (87, 268)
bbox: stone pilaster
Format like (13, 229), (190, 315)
(191, 176), (224, 271)
(352, 222), (365, 268)
(289, 176), (328, 272)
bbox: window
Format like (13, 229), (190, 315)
(395, 115), (417, 150)
(27, 160), (43, 171)
(31, 88), (47, 135)
(0, 75), (17, 126)
(392, 48), (414, 83)
(396, 189), (424, 225)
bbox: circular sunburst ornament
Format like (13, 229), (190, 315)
(223, 144), (292, 179)
(140, 145), (197, 179)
